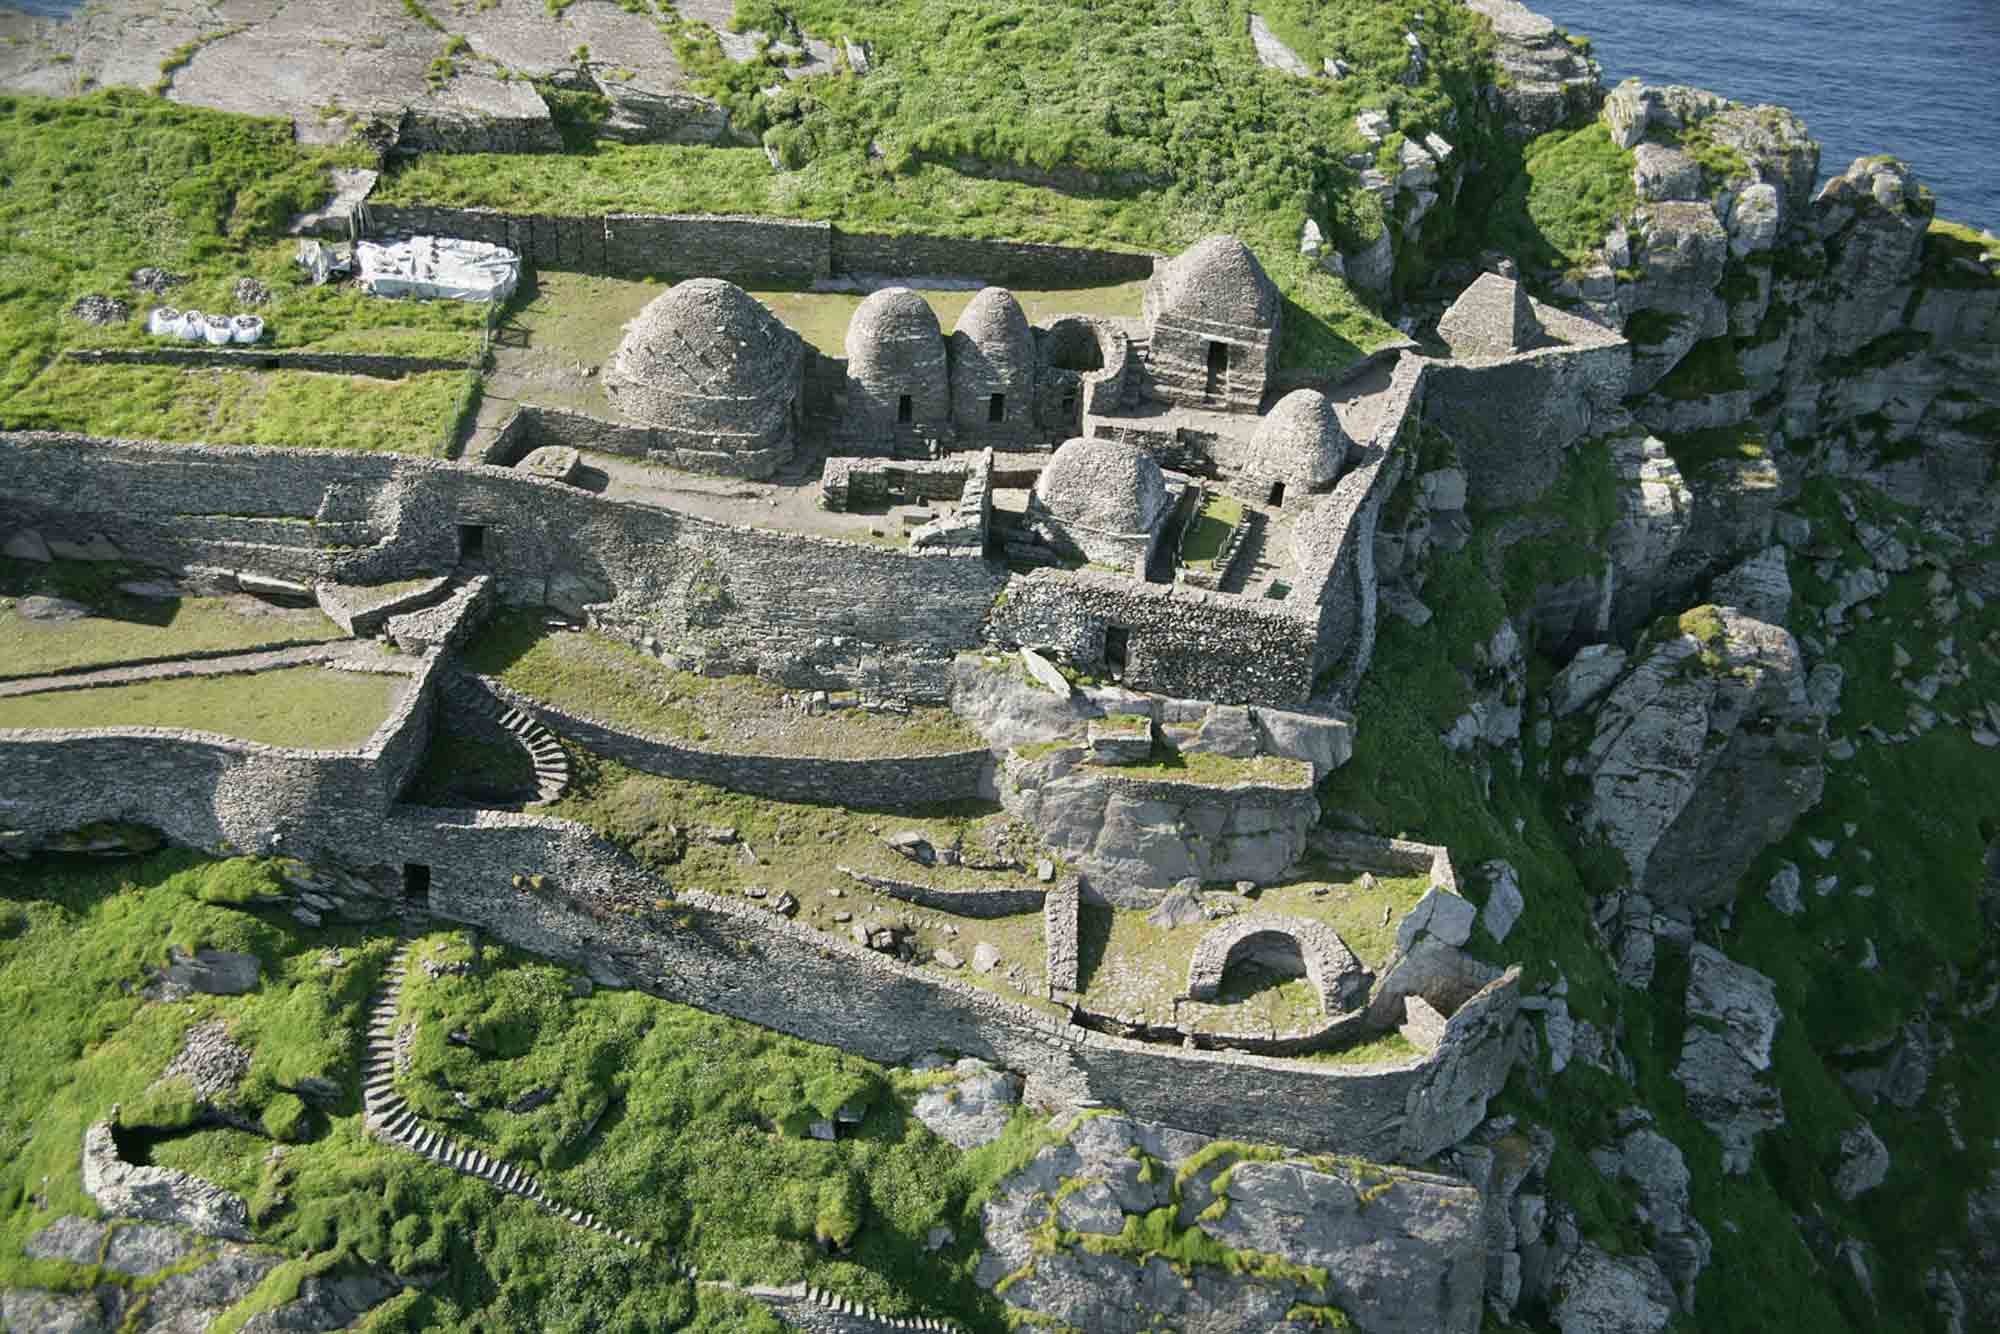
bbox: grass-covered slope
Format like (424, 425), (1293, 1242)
(0, 92), (482, 451)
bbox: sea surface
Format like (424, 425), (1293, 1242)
(1535, 0), (1999, 231)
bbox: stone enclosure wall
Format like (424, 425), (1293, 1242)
(0, 433), (1008, 703)
(480, 677), (997, 810)
(360, 806), (1521, 1163)
(360, 205), (1156, 288)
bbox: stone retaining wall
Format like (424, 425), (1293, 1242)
(481, 677), (996, 810)
(1043, 876), (1081, 997)
(837, 866), (1043, 918)
(359, 206), (1154, 289)
(364, 806), (1521, 1162)
(63, 347), (466, 379)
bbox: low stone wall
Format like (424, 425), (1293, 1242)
(838, 867), (1043, 918)
(358, 205), (1152, 289)
(1185, 913), (1367, 1012)
(365, 806), (1521, 1162)
(1043, 876), (1081, 998)
(1312, 830), (1460, 893)
(0, 649), (443, 854)
(828, 231), (1156, 287)
(63, 347), (466, 378)
(481, 676), (995, 810)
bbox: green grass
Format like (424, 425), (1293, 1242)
(1179, 492), (1244, 569)
(1087, 745), (1310, 787)
(404, 730), (538, 806)
(0, 560), (343, 678)
(3, 364), (469, 455)
(465, 611), (983, 758)
(1659, 422), (1768, 477)
(0, 666), (401, 748)
(748, 282), (1146, 357)
(1651, 335), (1747, 401)
(1481, 122), (1638, 274)
(1916, 218), (1998, 290)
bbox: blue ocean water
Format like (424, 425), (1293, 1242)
(1535, 0), (1999, 231)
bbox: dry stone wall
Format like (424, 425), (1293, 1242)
(827, 232), (1156, 287)
(480, 677), (996, 809)
(64, 348), (466, 378)
(362, 806), (1521, 1162)
(838, 867), (1043, 918)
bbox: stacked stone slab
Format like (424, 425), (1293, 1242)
(1436, 271), (1546, 359)
(1025, 435), (1173, 571)
(1139, 235), (1280, 413)
(1237, 387), (1352, 504)
(449, 675), (570, 803)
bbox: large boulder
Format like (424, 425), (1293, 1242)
(1674, 945), (1786, 1173)
(1467, 0), (1602, 138)
(977, 1112), (1485, 1333)
(1575, 606), (1825, 910)
(1552, 1244), (1675, 1334)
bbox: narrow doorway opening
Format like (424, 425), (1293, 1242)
(458, 523), (487, 561)
(1204, 340), (1228, 396)
(988, 392), (1005, 423)
(1268, 480), (1287, 507)
(1060, 390), (1077, 422)
(1103, 625), (1131, 679)
(402, 863), (432, 910)
(897, 394), (914, 424)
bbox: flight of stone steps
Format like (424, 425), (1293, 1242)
(358, 938), (965, 1331)
(447, 676), (571, 804)
(359, 939), (653, 1254)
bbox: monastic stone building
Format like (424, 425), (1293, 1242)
(843, 286), (953, 452)
(947, 286), (1039, 448)
(1025, 435), (1175, 572)
(1139, 234), (1281, 413)
(603, 277), (803, 478)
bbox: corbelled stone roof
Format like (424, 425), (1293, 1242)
(846, 286), (945, 373)
(606, 278), (800, 424)
(1032, 436), (1171, 536)
(1249, 389), (1350, 487)
(1436, 271), (1544, 360)
(952, 287), (1034, 364)
(1147, 234), (1281, 332)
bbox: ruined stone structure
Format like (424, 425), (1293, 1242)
(1140, 235), (1281, 413)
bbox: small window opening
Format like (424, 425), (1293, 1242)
(402, 863), (432, 909)
(1204, 341), (1228, 396)
(1060, 390), (1078, 421)
(988, 392), (1005, 423)
(458, 523), (487, 560)
(1103, 625), (1131, 678)
(897, 394), (914, 424)
(1268, 480), (1287, 507)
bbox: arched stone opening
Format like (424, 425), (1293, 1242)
(1215, 930), (1312, 1006)
(1043, 318), (1106, 372)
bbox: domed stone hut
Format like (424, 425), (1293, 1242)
(948, 287), (1037, 447)
(603, 278), (802, 478)
(1141, 234), (1280, 414)
(1027, 435), (1173, 571)
(843, 287), (950, 452)
(1241, 388), (1351, 506)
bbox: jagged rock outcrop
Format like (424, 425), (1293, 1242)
(976, 1112), (1485, 1334)
(1674, 945), (1785, 1173)
(1573, 606), (1825, 910)
(80, 1120), (252, 1240)
(1589, 1121), (1712, 1310)
(1551, 1243), (1676, 1334)
(1467, 0), (1602, 137)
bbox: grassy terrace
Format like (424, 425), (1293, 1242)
(1074, 865), (1430, 1031)
(545, 754), (1056, 1009)
(0, 559), (343, 678)
(1085, 746), (1313, 788)
(1178, 491), (1244, 570)
(0, 850), (1062, 1330)
(466, 612), (983, 758)
(0, 665), (402, 749)
(0, 92), (482, 452)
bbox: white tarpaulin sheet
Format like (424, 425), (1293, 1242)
(356, 236), (519, 302)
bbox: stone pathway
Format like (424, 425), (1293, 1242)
(0, 641), (390, 699)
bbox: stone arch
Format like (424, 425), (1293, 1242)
(1185, 914), (1367, 1014)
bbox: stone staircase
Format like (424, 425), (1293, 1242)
(447, 677), (570, 804)
(358, 937), (967, 1331)
(360, 939), (651, 1253)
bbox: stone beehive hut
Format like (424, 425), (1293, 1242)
(1027, 435), (1172, 570)
(843, 286), (951, 452)
(1142, 234), (1281, 414)
(604, 278), (803, 478)
(1436, 271), (1546, 359)
(1242, 388), (1351, 504)
(948, 286), (1038, 447)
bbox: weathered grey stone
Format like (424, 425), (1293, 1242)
(3, 527), (52, 561)
(1578, 607), (1824, 910)
(1832, 1121), (1890, 1200)
(1018, 647), (1075, 698)
(911, 1057), (1023, 1150)
(159, 946), (262, 996)
(971, 942), (1003, 974)
(17, 594), (92, 622)
(1550, 644), (1629, 717)
(1711, 546), (1791, 624)
(1398, 885), (1478, 951)
(1247, 13), (1313, 78)
(1766, 862), (1804, 916)
(1480, 859), (1525, 944)
(1553, 1243), (1675, 1334)
(80, 1121), (251, 1240)
(1686, 944), (1781, 1071)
